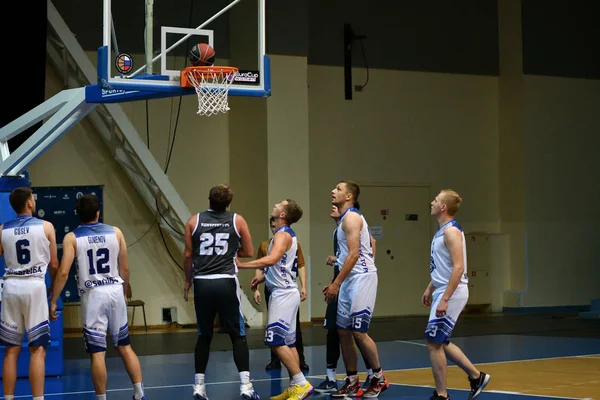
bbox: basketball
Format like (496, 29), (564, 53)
(189, 43), (216, 66)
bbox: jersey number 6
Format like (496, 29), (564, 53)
(15, 239), (31, 265)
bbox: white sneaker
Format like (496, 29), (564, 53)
(193, 383), (208, 400)
(240, 382), (260, 399)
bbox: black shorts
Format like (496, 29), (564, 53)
(193, 277), (245, 337)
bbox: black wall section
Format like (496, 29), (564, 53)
(0, 1), (47, 155)
(522, 0), (600, 79)
(308, 0), (499, 75)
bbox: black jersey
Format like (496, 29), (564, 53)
(191, 210), (240, 276)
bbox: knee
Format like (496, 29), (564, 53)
(352, 331), (367, 343)
(426, 340), (443, 352)
(29, 346), (46, 357)
(115, 344), (133, 356)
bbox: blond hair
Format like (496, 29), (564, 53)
(440, 189), (462, 216)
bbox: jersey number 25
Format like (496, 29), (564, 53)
(199, 233), (229, 255)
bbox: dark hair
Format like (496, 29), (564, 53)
(283, 199), (303, 225)
(76, 194), (100, 223)
(9, 187), (33, 214)
(354, 201), (360, 210)
(341, 180), (360, 205)
(269, 216), (275, 225)
(209, 184), (233, 212)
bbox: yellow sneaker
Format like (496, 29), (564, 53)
(287, 382), (314, 400)
(269, 386), (292, 400)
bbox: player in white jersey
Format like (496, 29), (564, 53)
(49, 195), (148, 400)
(0, 187), (58, 400)
(238, 199), (314, 400)
(422, 190), (490, 400)
(323, 181), (389, 398)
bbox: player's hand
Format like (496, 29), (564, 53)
(183, 281), (192, 302)
(250, 277), (260, 290)
(323, 282), (339, 303)
(435, 299), (448, 317)
(325, 256), (337, 266)
(300, 287), (307, 301)
(253, 290), (261, 305)
(421, 290), (433, 307)
(49, 302), (58, 322)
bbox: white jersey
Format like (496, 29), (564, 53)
(1, 216), (50, 279)
(73, 222), (123, 294)
(430, 219), (468, 288)
(265, 226), (299, 291)
(336, 207), (377, 275)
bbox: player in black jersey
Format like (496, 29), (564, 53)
(183, 184), (259, 400)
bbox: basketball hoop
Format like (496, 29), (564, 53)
(180, 66), (239, 116)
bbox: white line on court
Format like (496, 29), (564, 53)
(394, 339), (427, 347)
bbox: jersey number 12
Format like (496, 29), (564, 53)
(87, 248), (110, 275)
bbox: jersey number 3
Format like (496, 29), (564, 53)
(199, 233), (229, 255)
(87, 248), (110, 275)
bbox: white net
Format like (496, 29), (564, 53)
(185, 68), (239, 116)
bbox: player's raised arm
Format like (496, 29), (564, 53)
(237, 231), (291, 269)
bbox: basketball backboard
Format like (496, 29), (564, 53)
(85, 0), (270, 104)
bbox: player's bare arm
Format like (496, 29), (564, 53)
(323, 212), (361, 302)
(49, 232), (77, 320)
(115, 227), (130, 298)
(441, 226), (465, 302)
(235, 214), (254, 258)
(183, 215), (196, 301)
(44, 221), (60, 288)
(237, 231), (291, 269)
(371, 235), (377, 258)
(333, 212), (362, 285)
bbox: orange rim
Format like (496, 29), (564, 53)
(183, 66), (239, 78)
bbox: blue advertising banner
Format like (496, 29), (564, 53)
(32, 185), (104, 303)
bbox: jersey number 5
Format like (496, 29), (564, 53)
(15, 239), (31, 265)
(87, 248), (110, 275)
(199, 233), (229, 255)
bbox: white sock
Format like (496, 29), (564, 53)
(239, 371), (250, 385)
(5, 396), (15, 400)
(366, 368), (373, 376)
(33, 397), (44, 400)
(96, 395), (107, 400)
(133, 382), (144, 399)
(291, 372), (307, 387)
(327, 368), (336, 382)
(195, 373), (205, 385)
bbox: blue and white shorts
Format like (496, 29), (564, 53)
(81, 284), (130, 353)
(264, 288), (300, 347)
(0, 278), (50, 347)
(425, 283), (468, 344)
(337, 272), (378, 332)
